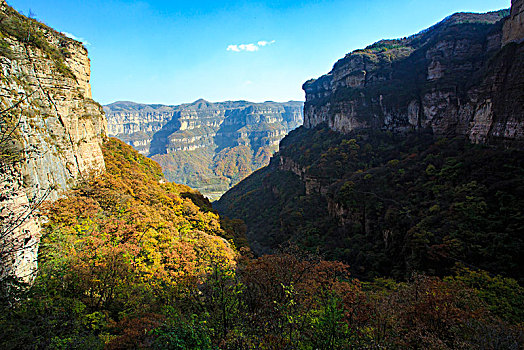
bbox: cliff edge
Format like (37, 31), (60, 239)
(503, 0), (524, 45)
(0, 0), (107, 280)
(303, 4), (523, 147)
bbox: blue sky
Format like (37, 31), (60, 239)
(8, 0), (510, 105)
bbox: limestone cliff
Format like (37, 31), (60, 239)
(303, 7), (523, 146)
(0, 1), (107, 280)
(103, 101), (174, 154)
(503, 0), (524, 45)
(105, 99), (302, 199)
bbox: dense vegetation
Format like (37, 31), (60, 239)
(153, 143), (275, 201)
(0, 138), (238, 348)
(0, 3), (75, 78)
(1, 137), (522, 349)
(217, 126), (524, 283)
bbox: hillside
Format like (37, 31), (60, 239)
(303, 8), (523, 146)
(105, 100), (303, 199)
(216, 127), (524, 281)
(3, 137), (521, 349)
(0, 137), (240, 348)
(216, 5), (524, 282)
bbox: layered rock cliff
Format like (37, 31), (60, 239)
(0, 1), (107, 280)
(105, 99), (302, 199)
(104, 101), (174, 154)
(303, 7), (523, 146)
(503, 0), (524, 45)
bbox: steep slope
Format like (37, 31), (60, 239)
(104, 101), (175, 154)
(1, 137), (240, 349)
(303, 8), (523, 146)
(0, 1), (107, 280)
(217, 127), (524, 281)
(105, 99), (303, 199)
(216, 5), (524, 282)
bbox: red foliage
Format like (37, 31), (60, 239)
(106, 313), (164, 350)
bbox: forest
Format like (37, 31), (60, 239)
(1, 138), (522, 349)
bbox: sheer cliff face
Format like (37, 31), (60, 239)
(103, 102), (174, 154)
(303, 7), (524, 146)
(503, 0), (524, 45)
(105, 100), (303, 199)
(0, 1), (107, 280)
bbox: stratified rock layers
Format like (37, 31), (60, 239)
(105, 100), (303, 199)
(503, 0), (524, 45)
(0, 1), (107, 280)
(303, 7), (523, 146)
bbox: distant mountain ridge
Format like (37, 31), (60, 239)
(104, 99), (303, 199)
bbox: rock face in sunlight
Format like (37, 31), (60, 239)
(503, 0), (524, 46)
(104, 102), (174, 155)
(105, 99), (303, 199)
(0, 0), (107, 280)
(303, 7), (524, 146)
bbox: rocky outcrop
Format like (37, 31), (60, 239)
(303, 7), (524, 147)
(106, 99), (302, 199)
(103, 101), (174, 154)
(503, 0), (524, 45)
(0, 1), (107, 281)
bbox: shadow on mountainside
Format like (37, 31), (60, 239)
(148, 114), (181, 156)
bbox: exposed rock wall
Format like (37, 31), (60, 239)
(105, 99), (303, 199)
(105, 100), (302, 155)
(0, 1), (107, 281)
(503, 0), (524, 45)
(303, 8), (524, 147)
(103, 102), (174, 154)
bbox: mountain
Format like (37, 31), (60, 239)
(303, 8), (523, 146)
(105, 99), (303, 199)
(0, 0), (107, 280)
(2, 2), (524, 348)
(104, 101), (176, 154)
(216, 4), (524, 281)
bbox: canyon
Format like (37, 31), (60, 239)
(216, 2), (524, 280)
(1, 1), (523, 347)
(105, 99), (303, 199)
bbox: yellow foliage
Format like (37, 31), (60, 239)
(40, 138), (237, 305)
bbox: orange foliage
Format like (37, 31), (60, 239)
(40, 138), (237, 314)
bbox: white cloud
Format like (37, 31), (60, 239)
(227, 40), (275, 52)
(227, 45), (240, 52)
(62, 32), (91, 46)
(257, 40), (275, 47)
(240, 43), (259, 52)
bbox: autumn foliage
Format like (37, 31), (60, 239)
(0, 138), (522, 349)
